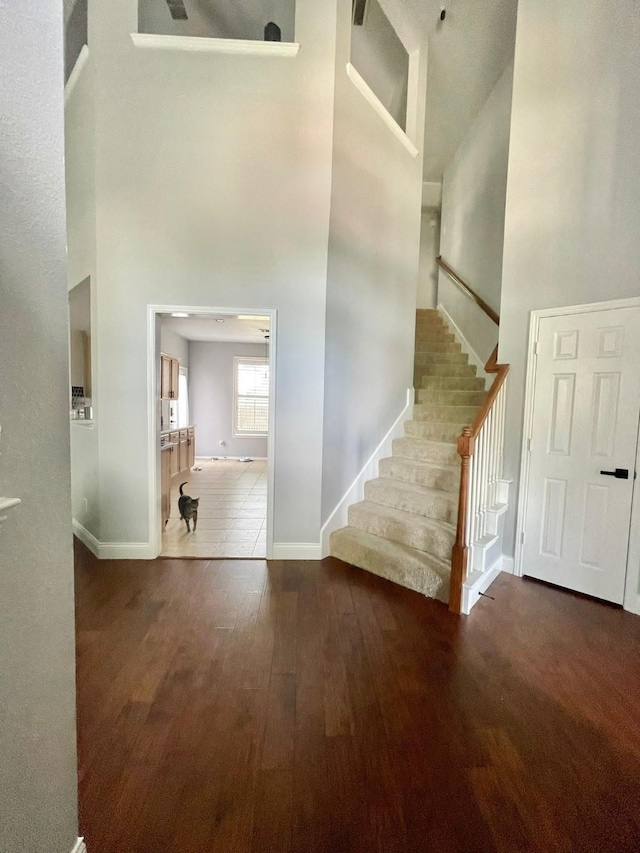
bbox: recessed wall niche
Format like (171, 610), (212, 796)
(138, 0), (296, 44)
(68, 277), (92, 420)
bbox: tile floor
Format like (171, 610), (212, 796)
(161, 458), (267, 558)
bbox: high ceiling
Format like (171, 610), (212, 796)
(379, 0), (518, 181)
(65, 0), (517, 181)
(161, 314), (271, 344)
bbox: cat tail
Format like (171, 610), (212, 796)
(179, 481), (188, 496)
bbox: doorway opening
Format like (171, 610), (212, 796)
(148, 306), (275, 560)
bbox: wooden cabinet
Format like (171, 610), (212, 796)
(179, 430), (189, 473)
(161, 354), (180, 400)
(168, 431), (180, 477)
(161, 446), (172, 528)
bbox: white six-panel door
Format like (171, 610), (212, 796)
(523, 307), (640, 603)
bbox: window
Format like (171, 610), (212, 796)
(234, 357), (269, 436)
(169, 367), (190, 428)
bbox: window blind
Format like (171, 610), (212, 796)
(235, 358), (269, 435)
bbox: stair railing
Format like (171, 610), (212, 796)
(435, 258), (509, 614)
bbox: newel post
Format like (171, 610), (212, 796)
(450, 427), (474, 614)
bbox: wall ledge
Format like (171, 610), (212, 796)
(346, 63), (419, 158)
(130, 33), (300, 57)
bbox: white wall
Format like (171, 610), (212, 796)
(138, 0), (296, 43)
(160, 323), (190, 366)
(439, 62), (513, 317)
(499, 0), (640, 557)
(321, 0), (426, 522)
(416, 207), (440, 308)
(0, 1), (79, 849)
(350, 0), (408, 129)
(190, 341), (269, 458)
(85, 0), (337, 547)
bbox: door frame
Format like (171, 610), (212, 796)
(147, 304), (277, 560)
(515, 296), (640, 615)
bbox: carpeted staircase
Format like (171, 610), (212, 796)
(330, 308), (486, 602)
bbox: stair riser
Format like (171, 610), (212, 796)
(348, 506), (455, 562)
(405, 421), (465, 442)
(416, 363), (477, 378)
(413, 404), (479, 423)
(415, 331), (455, 344)
(414, 341), (462, 353)
(379, 458), (459, 492)
(392, 437), (459, 465)
(416, 389), (486, 406)
(365, 481), (457, 524)
(421, 376), (485, 391)
(415, 352), (469, 366)
(329, 530), (449, 601)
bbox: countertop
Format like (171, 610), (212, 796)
(160, 424), (195, 435)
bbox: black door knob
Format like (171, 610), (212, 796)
(599, 468), (629, 479)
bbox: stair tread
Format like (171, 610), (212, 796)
(353, 500), (456, 535)
(369, 476), (458, 503)
(383, 456), (459, 473)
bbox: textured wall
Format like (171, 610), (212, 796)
(0, 1), (79, 850)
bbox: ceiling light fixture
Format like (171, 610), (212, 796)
(171, 312), (189, 318)
(215, 318), (226, 324)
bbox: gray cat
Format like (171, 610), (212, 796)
(178, 482), (200, 532)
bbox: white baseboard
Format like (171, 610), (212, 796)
(71, 839), (87, 853)
(320, 388), (415, 558)
(501, 555), (515, 575)
(271, 542), (322, 560)
(72, 519), (100, 557)
(437, 302), (489, 387)
(73, 519), (156, 560)
(623, 593), (640, 616)
(462, 554), (504, 614)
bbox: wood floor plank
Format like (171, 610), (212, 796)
(75, 541), (640, 853)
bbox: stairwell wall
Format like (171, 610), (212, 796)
(437, 61), (513, 365)
(321, 0), (427, 523)
(499, 0), (640, 558)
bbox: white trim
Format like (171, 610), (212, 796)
(71, 838), (87, 853)
(345, 63), (419, 158)
(515, 297), (640, 616)
(64, 45), (89, 105)
(501, 556), (515, 574)
(462, 554), (504, 614)
(437, 302), (489, 387)
(73, 519), (156, 560)
(130, 33), (300, 57)
(320, 388), (415, 558)
(0, 497), (21, 513)
(72, 519), (100, 557)
(271, 542), (322, 560)
(148, 305), (277, 562)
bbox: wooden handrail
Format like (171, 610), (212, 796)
(449, 345), (509, 614)
(436, 256), (500, 326)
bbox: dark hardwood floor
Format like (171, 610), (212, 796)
(75, 541), (640, 852)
